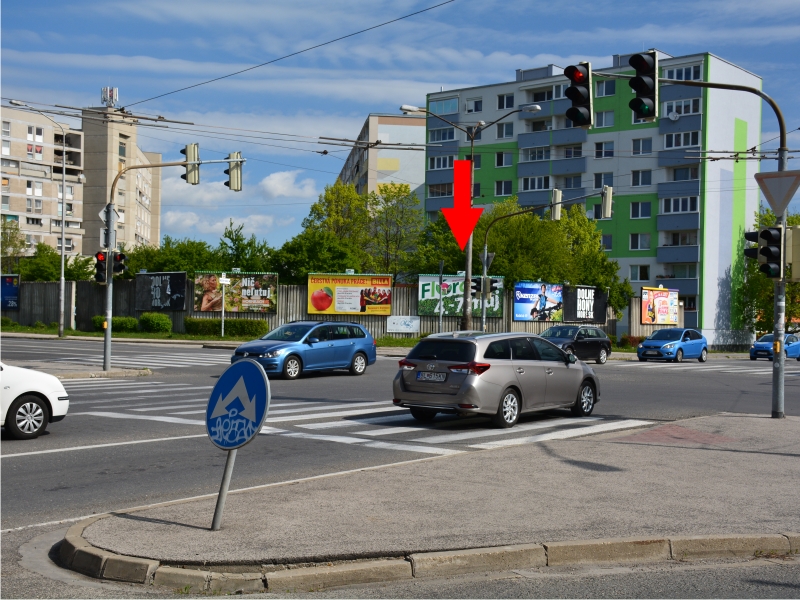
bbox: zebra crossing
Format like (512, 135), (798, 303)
(608, 360), (800, 376)
(63, 378), (651, 456)
(53, 350), (233, 370)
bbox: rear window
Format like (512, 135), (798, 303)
(349, 326), (367, 338)
(408, 340), (476, 362)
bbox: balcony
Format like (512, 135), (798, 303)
(657, 245), (699, 263)
(659, 114), (702, 135)
(426, 169), (453, 186)
(660, 84), (702, 103)
(518, 160), (550, 178)
(658, 147), (701, 168)
(562, 188), (587, 202)
(425, 196), (453, 212)
(654, 277), (698, 295)
(517, 189), (551, 207)
(518, 131), (551, 148)
(551, 127), (587, 145)
(427, 113), (459, 128)
(657, 212), (700, 231)
(517, 98), (571, 119)
(658, 180), (700, 198)
(551, 156), (586, 175)
(427, 140), (459, 157)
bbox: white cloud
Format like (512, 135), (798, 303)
(162, 210), (294, 237)
(259, 170), (317, 199)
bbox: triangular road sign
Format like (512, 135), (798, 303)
(755, 170), (800, 215)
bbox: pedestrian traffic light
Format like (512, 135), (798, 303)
(551, 188), (562, 221)
(94, 251), (107, 284)
(112, 251), (127, 276)
(759, 226), (783, 279)
(601, 185), (614, 219)
(470, 276), (481, 297)
(564, 62), (593, 128)
(180, 143), (199, 185)
(224, 151), (242, 192)
(628, 51), (659, 121)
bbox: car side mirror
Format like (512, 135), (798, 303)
(567, 353), (577, 364)
(307, 337), (319, 344)
(575, 334), (585, 341)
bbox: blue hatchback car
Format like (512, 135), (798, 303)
(637, 328), (708, 363)
(231, 321), (377, 379)
(750, 333), (800, 361)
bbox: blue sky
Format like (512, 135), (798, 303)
(3, 0), (799, 247)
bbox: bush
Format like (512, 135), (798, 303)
(607, 334), (617, 346)
(183, 317), (270, 338)
(91, 315), (139, 332)
(33, 321), (46, 329)
(49, 322), (58, 329)
(139, 312), (173, 333)
(1, 316), (13, 327)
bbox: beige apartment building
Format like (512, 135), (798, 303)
(1, 107), (86, 255)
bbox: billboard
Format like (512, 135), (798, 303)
(418, 275), (504, 318)
(641, 287), (679, 325)
(562, 286), (608, 323)
(194, 272), (278, 313)
(307, 274), (392, 315)
(1, 275), (20, 310)
(135, 272), (187, 311)
(513, 281), (563, 322)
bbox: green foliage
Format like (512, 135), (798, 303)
(138, 312), (173, 333)
(267, 228), (362, 284)
(1, 316), (13, 327)
(1, 220), (26, 273)
(124, 236), (223, 278)
(19, 243), (94, 281)
(33, 321), (46, 329)
(91, 315), (139, 332)
(366, 183), (424, 280)
(183, 317), (269, 337)
(217, 220), (272, 272)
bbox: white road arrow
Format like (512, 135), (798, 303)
(210, 376), (257, 422)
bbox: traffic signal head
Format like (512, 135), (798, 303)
(489, 278), (503, 292)
(743, 230), (762, 261)
(564, 62), (593, 128)
(628, 51), (659, 121)
(470, 276), (481, 297)
(180, 143), (200, 185)
(112, 251), (128, 275)
(94, 251), (107, 284)
(759, 226), (783, 279)
(601, 185), (614, 219)
(224, 151), (243, 192)
(551, 189), (562, 221)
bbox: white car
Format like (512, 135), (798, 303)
(1, 362), (69, 439)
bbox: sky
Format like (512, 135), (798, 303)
(3, 0), (800, 248)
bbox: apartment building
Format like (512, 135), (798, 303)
(338, 113), (425, 198)
(423, 51), (761, 346)
(1, 107), (85, 256)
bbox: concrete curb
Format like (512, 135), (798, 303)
(61, 515), (800, 593)
(55, 368), (153, 380)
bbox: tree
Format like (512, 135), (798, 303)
(19, 243), (93, 281)
(217, 220), (271, 272)
(366, 183), (423, 280)
(1, 220), (26, 274)
(124, 236), (222, 278)
(267, 228), (362, 284)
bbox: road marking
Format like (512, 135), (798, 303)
(266, 406), (402, 423)
(412, 417), (603, 444)
(132, 402), (209, 412)
(469, 419), (653, 449)
(364, 440), (462, 455)
(0, 434), (208, 459)
(355, 426), (424, 436)
(169, 400), (384, 417)
(298, 414), (415, 430)
(71, 411), (205, 425)
(272, 431), (462, 455)
(77, 386), (211, 397)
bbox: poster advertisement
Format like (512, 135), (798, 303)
(513, 281), (563, 322)
(387, 316), (421, 333)
(307, 274), (392, 315)
(1, 274), (20, 310)
(562, 286), (608, 323)
(641, 287), (679, 325)
(194, 272), (278, 313)
(135, 272), (187, 311)
(417, 275), (504, 318)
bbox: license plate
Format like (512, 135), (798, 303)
(757, 351), (768, 355)
(645, 351), (658, 355)
(416, 371), (446, 382)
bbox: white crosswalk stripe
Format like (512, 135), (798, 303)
(609, 361), (800, 376)
(54, 351), (232, 369)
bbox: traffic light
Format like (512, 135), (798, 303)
(551, 188), (562, 221)
(628, 51), (659, 121)
(489, 278), (503, 293)
(470, 277), (481, 297)
(759, 226), (783, 279)
(601, 185), (614, 219)
(224, 151), (242, 192)
(180, 143), (200, 185)
(788, 226), (800, 282)
(743, 230), (762, 262)
(564, 62), (593, 128)
(94, 251), (107, 285)
(112, 251), (127, 276)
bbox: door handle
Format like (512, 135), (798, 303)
(516, 368), (525, 374)
(328, 343), (334, 347)
(545, 369), (553, 375)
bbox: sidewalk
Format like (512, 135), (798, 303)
(1, 359), (151, 379)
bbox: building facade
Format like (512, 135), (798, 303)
(338, 113), (425, 198)
(423, 51), (761, 346)
(1, 107), (86, 256)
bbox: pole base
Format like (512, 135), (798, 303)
(771, 411), (785, 419)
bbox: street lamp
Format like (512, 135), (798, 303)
(401, 102), (541, 330)
(10, 100), (68, 337)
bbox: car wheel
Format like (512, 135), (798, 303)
(7, 395), (49, 440)
(349, 352), (367, 376)
(492, 388), (520, 428)
(571, 382), (595, 417)
(596, 348), (608, 365)
(410, 407), (437, 422)
(674, 349), (684, 363)
(282, 355), (302, 380)
(698, 348), (708, 363)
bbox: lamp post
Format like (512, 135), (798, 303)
(11, 100), (67, 337)
(401, 102), (540, 330)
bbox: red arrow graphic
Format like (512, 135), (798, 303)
(442, 159), (483, 250)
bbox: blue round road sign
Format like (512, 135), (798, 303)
(206, 359), (270, 450)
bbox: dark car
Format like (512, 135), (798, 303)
(539, 326), (612, 364)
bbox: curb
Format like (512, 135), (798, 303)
(55, 368), (153, 380)
(60, 516), (800, 593)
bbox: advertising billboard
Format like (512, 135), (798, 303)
(641, 287), (679, 325)
(194, 272), (278, 313)
(307, 274), (392, 315)
(1, 275), (20, 310)
(417, 275), (504, 318)
(135, 272), (187, 311)
(513, 281), (563, 322)
(562, 286), (608, 323)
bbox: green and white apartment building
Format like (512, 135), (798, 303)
(423, 50), (761, 345)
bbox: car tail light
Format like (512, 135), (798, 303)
(448, 361), (491, 375)
(373, 338), (377, 346)
(458, 403), (478, 409)
(398, 359), (417, 370)
(393, 399), (402, 405)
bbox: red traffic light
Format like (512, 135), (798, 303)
(94, 251), (107, 262)
(113, 252), (127, 262)
(564, 64), (589, 84)
(629, 53), (655, 72)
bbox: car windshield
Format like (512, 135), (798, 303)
(407, 340), (476, 362)
(261, 324), (313, 342)
(648, 329), (683, 341)
(757, 334), (774, 343)
(541, 326), (578, 338)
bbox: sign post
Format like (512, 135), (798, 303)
(219, 273), (231, 338)
(438, 260), (444, 333)
(206, 359), (270, 530)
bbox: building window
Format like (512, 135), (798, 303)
(2, 121), (9, 136)
(497, 94), (514, 110)
(57, 238), (74, 252)
(428, 183), (453, 198)
(495, 180), (513, 196)
(665, 65), (702, 81)
(594, 172), (613, 189)
(57, 202), (74, 217)
(119, 141), (127, 157)
(662, 196), (698, 213)
(34, 198), (42, 213)
(632, 170), (652, 187)
(671, 264), (697, 279)
(562, 116), (577, 129)
(465, 126), (482, 141)
(496, 152), (513, 167)
(429, 98), (458, 115)
(631, 265), (650, 281)
(27, 144), (34, 159)
(496, 123), (513, 139)
(473, 183), (481, 198)
(564, 175), (582, 189)
(1, 140), (9, 156)
(27, 126), (34, 142)
(26, 217), (42, 226)
(665, 131), (700, 148)
(683, 296), (697, 310)
(595, 110), (614, 128)
(465, 154), (482, 169)
(668, 231), (698, 246)
(35, 127), (43, 143)
(596, 80), (616, 97)
(665, 98), (701, 116)
(632, 113), (649, 124)
(633, 138), (652, 155)
(429, 128), (455, 142)
(530, 89), (553, 102)
(58, 184), (74, 199)
(521, 176), (549, 191)
(631, 201), (652, 219)
(601, 234), (612, 250)
(428, 155), (455, 170)
(1, 177), (9, 192)
(564, 145), (582, 159)
(553, 83), (568, 99)
(26, 198), (32, 212)
(595, 141), (614, 158)
(26, 180), (33, 195)
(34, 145), (43, 161)
(34, 181), (43, 197)
(522, 146), (550, 162)
(1, 159), (18, 168)
(466, 98), (483, 113)
(1, 195), (8, 210)
(630, 233), (651, 250)
(526, 119), (550, 133)
(673, 166), (699, 181)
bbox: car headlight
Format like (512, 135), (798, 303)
(637, 343), (643, 348)
(663, 343), (675, 349)
(750, 344), (755, 349)
(264, 349), (286, 358)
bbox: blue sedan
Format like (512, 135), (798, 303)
(637, 328), (708, 363)
(750, 333), (800, 361)
(231, 321), (377, 379)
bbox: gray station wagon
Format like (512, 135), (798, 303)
(392, 332), (600, 428)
